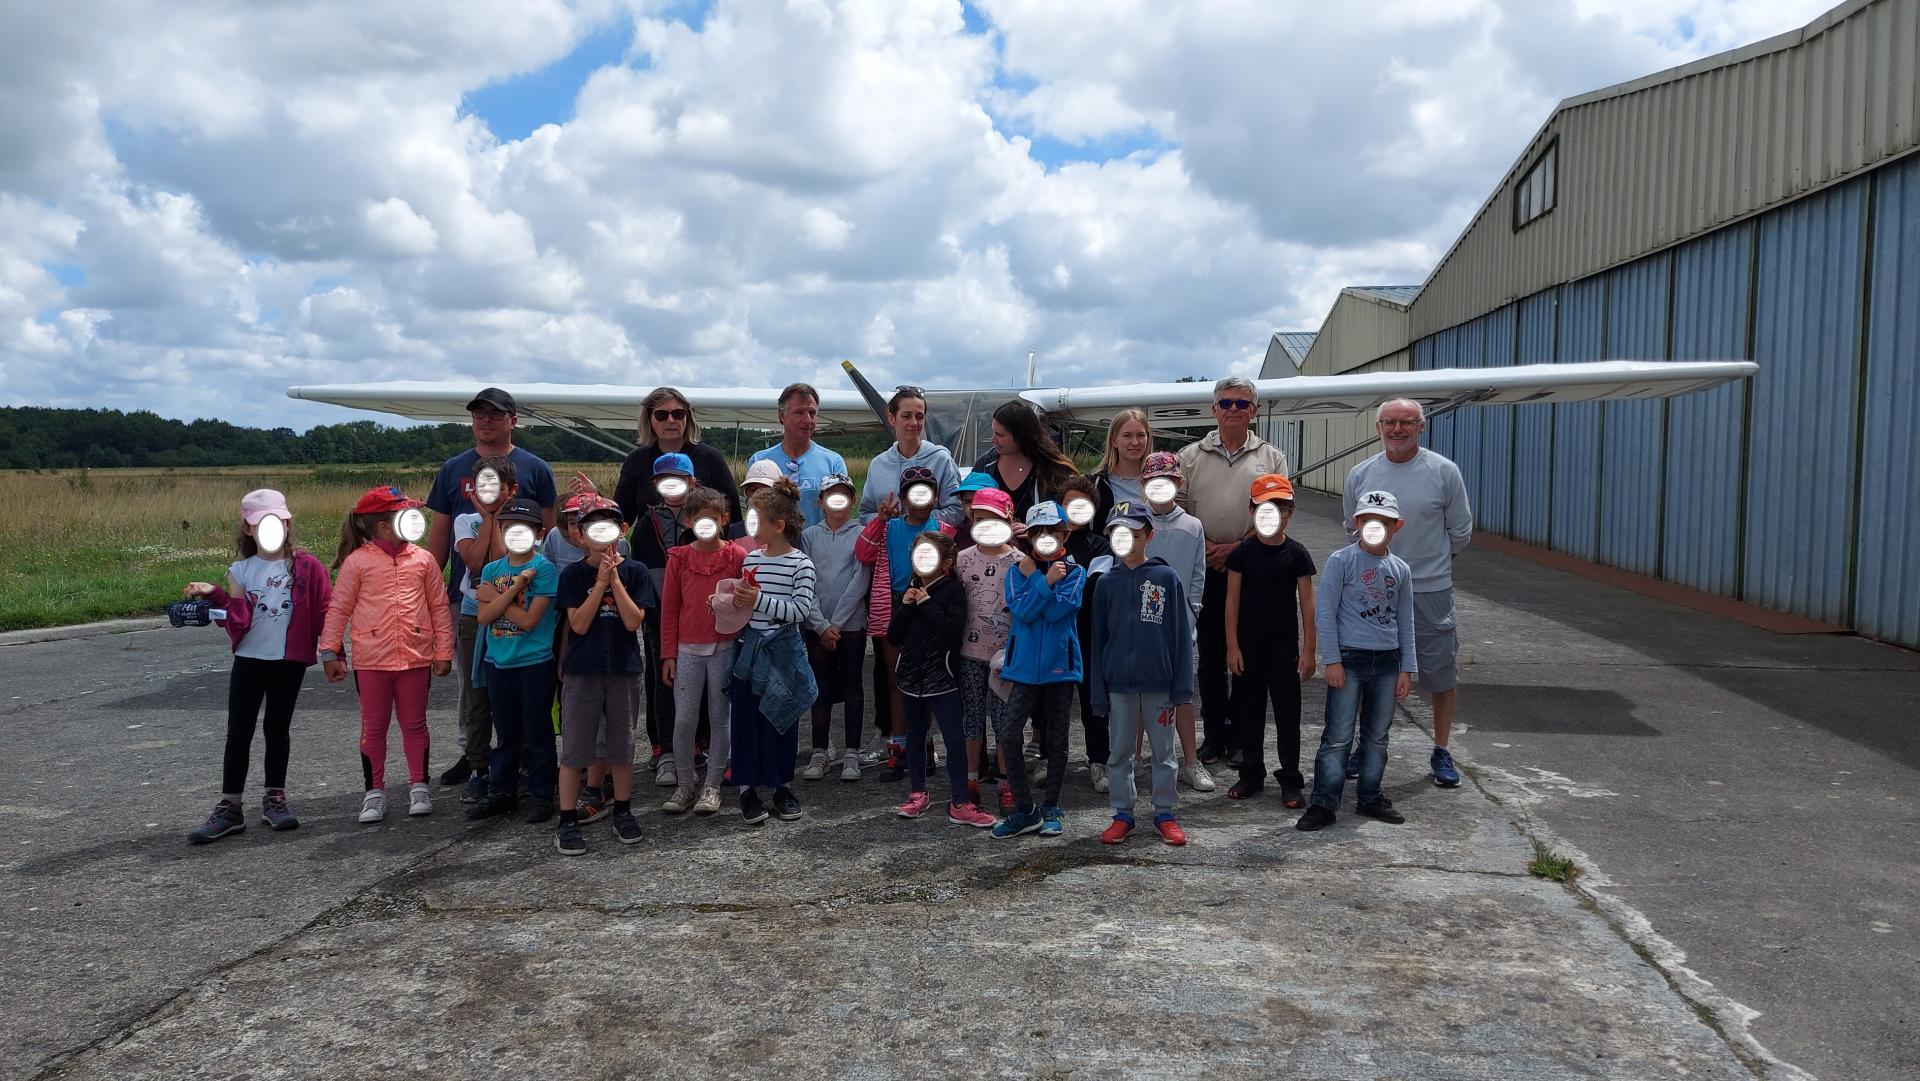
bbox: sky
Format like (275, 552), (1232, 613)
(0, 0), (1836, 430)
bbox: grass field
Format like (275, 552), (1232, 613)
(0, 459), (869, 632)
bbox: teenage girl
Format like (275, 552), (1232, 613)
(319, 486), (455, 824)
(184, 489), (332, 844)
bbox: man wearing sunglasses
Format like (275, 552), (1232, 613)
(1175, 376), (1289, 767)
(746, 382), (848, 528)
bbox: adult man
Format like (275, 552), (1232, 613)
(748, 383), (848, 529)
(1344, 398), (1473, 787)
(1175, 376), (1287, 765)
(425, 387), (559, 788)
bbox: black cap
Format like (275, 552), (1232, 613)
(466, 387), (518, 414)
(496, 497), (543, 525)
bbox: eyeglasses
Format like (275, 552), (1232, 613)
(652, 408), (689, 422)
(1379, 419), (1421, 429)
(470, 409), (508, 421)
(1215, 399), (1255, 411)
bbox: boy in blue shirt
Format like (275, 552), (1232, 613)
(468, 498), (563, 824)
(1297, 490), (1417, 831)
(991, 501), (1085, 840)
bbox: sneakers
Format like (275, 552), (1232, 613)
(1197, 741), (1223, 765)
(188, 799), (245, 845)
(1179, 761), (1216, 792)
(578, 792), (611, 823)
(1344, 748), (1361, 780)
(522, 798), (556, 824)
(1226, 780), (1262, 800)
(555, 820), (587, 856)
(408, 783), (433, 817)
(947, 802), (995, 828)
(772, 786), (802, 821)
(878, 741), (906, 784)
(655, 753), (679, 788)
(857, 742), (890, 766)
(357, 790), (386, 824)
(1356, 798), (1406, 825)
(740, 789), (770, 825)
(1431, 746), (1461, 787)
(438, 759), (473, 786)
(1090, 762), (1108, 794)
(466, 792), (516, 820)
(1039, 805), (1065, 837)
(998, 782), (1015, 812)
(694, 786), (721, 815)
(612, 809), (644, 844)
(801, 750), (829, 781)
(461, 772), (490, 804)
(897, 791), (932, 819)
(1100, 815), (1134, 845)
(840, 753), (861, 782)
(1295, 806), (1336, 832)
(662, 785), (695, 814)
(261, 790), (299, 832)
(991, 806), (1043, 839)
(1154, 815), (1188, 846)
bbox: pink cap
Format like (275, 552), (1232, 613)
(969, 487), (1014, 520)
(709, 578), (754, 636)
(240, 489), (291, 525)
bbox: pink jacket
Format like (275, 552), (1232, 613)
(208, 550), (332, 666)
(319, 539), (455, 671)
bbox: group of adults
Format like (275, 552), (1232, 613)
(419, 375), (1473, 789)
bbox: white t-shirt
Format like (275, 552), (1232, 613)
(229, 555), (294, 661)
(453, 513), (483, 616)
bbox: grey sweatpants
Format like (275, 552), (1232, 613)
(1106, 692), (1179, 819)
(672, 649), (732, 789)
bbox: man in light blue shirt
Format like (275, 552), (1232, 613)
(748, 383), (848, 529)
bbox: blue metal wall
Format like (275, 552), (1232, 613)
(1662, 224), (1752, 596)
(1475, 305), (1516, 534)
(1511, 291), (1558, 546)
(1598, 254), (1670, 576)
(1857, 154), (1920, 644)
(1551, 276), (1607, 561)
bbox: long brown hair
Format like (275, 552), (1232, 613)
(1102, 408), (1153, 475)
(750, 477), (804, 544)
(333, 513), (384, 572)
(235, 517), (296, 564)
(682, 485), (730, 524)
(993, 400), (1075, 489)
(640, 386), (701, 444)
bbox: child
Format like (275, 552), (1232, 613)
(467, 497), (563, 824)
(856, 463), (958, 783)
(450, 455), (517, 804)
(890, 532), (992, 826)
(1225, 474), (1317, 806)
(1139, 451), (1214, 793)
(726, 477), (818, 825)
(543, 492), (636, 823)
(1057, 473), (1112, 792)
(553, 497), (653, 855)
(660, 486), (745, 815)
(991, 501), (1085, 840)
(800, 472), (870, 781)
(633, 452), (696, 788)
(184, 489), (332, 844)
(1088, 503), (1192, 846)
(956, 488), (1019, 811)
(1297, 490), (1416, 831)
(319, 486), (454, 824)
(732, 458), (783, 548)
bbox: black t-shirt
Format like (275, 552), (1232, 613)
(1224, 535), (1316, 653)
(557, 558), (657, 675)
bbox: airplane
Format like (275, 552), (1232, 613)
(288, 356), (1758, 477)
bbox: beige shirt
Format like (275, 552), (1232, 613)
(1176, 430), (1289, 543)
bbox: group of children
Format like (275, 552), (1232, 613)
(186, 451), (1428, 851)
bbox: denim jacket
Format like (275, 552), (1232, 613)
(731, 621), (817, 734)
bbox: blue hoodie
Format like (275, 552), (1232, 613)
(1086, 556), (1194, 715)
(1000, 556), (1085, 685)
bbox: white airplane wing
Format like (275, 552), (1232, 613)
(284, 381), (880, 430)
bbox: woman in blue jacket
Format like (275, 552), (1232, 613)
(992, 501), (1084, 841)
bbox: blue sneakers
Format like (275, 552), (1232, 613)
(1430, 746), (1461, 787)
(1039, 805), (1065, 837)
(992, 806), (1043, 839)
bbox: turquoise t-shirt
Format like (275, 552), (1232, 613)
(479, 553), (560, 669)
(885, 516), (943, 593)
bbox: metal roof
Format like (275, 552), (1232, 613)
(1270, 331), (1317, 367)
(1345, 285), (1420, 307)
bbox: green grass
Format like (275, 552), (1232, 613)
(1527, 843), (1581, 883)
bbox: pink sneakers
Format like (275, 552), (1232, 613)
(947, 802), (995, 828)
(897, 791), (933, 819)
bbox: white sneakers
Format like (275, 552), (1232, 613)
(357, 790), (386, 823)
(1090, 762), (1109, 793)
(801, 750), (830, 780)
(1180, 760), (1216, 792)
(663, 785), (696, 814)
(840, 752), (861, 782)
(693, 786), (721, 814)
(654, 753), (678, 788)
(408, 783), (432, 817)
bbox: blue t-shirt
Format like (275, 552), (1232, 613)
(427, 447), (559, 529)
(747, 442), (848, 528)
(885, 516), (944, 594)
(478, 553), (560, 669)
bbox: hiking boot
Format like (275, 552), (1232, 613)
(991, 806), (1043, 839)
(408, 783), (433, 817)
(772, 787), (802, 821)
(1277, 774), (1306, 810)
(357, 790), (386, 824)
(662, 785), (695, 814)
(897, 791), (932, 819)
(1356, 798), (1406, 825)
(612, 809), (643, 845)
(1295, 806), (1336, 832)
(740, 789), (769, 825)
(1431, 746), (1461, 787)
(694, 786), (721, 815)
(260, 789), (299, 832)
(438, 759), (472, 786)
(188, 799), (245, 845)
(461, 772), (490, 804)
(466, 792), (516, 820)
(554, 820), (586, 856)
(1100, 816), (1134, 845)
(801, 750), (829, 780)
(1154, 815), (1188, 846)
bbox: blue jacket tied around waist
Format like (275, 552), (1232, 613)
(732, 622), (817, 735)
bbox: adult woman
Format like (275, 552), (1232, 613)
(859, 386), (963, 525)
(612, 387), (741, 527)
(1092, 408), (1152, 527)
(972, 400), (1077, 527)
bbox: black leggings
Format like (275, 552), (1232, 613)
(808, 630), (867, 752)
(223, 656), (307, 794)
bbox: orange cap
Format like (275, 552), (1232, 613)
(1250, 473), (1294, 503)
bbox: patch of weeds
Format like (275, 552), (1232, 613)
(1527, 843), (1580, 883)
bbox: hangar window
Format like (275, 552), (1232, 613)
(1513, 140), (1557, 229)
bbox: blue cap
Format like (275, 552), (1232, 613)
(956, 470), (996, 494)
(1105, 501), (1151, 532)
(652, 452), (694, 477)
(1025, 500), (1065, 529)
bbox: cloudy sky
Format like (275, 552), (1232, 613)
(1, 0), (1833, 430)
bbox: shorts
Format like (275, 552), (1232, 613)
(559, 672), (640, 769)
(1412, 589), (1459, 694)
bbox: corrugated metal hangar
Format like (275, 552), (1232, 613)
(1264, 0), (1920, 648)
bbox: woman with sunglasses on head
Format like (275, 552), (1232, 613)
(858, 386), (965, 528)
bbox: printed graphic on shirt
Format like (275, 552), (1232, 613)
(487, 572), (536, 640)
(249, 571), (292, 622)
(1138, 580), (1166, 625)
(963, 559), (1011, 647)
(1355, 564), (1400, 628)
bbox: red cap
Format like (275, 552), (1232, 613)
(352, 485), (426, 515)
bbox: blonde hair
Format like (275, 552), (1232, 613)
(333, 513), (383, 572)
(1103, 409), (1153, 474)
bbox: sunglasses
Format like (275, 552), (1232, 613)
(470, 409), (509, 421)
(895, 385), (925, 397)
(1215, 399), (1255, 411)
(652, 408), (689, 421)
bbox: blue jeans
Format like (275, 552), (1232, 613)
(1311, 648), (1401, 811)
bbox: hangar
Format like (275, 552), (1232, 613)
(1266, 0), (1920, 647)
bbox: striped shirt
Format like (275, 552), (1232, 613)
(744, 548), (817, 632)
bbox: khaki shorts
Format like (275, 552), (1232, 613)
(560, 672), (639, 768)
(1412, 589), (1459, 694)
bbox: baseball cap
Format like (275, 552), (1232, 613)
(466, 387), (517, 414)
(240, 489), (291, 525)
(572, 495), (622, 523)
(652, 452), (694, 477)
(970, 487), (1014, 520)
(1353, 489), (1402, 521)
(955, 471), (996, 494)
(709, 579), (754, 636)
(497, 497), (544, 525)
(742, 459), (783, 490)
(352, 485), (426, 515)
(1025, 500), (1066, 529)
(898, 464), (937, 495)
(1251, 473), (1295, 503)
(1105, 501), (1151, 532)
(819, 471), (856, 495)
(1141, 452), (1183, 481)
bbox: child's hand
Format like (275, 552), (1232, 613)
(324, 659), (348, 683)
(1297, 653), (1317, 682)
(182, 582), (217, 599)
(1226, 645), (1244, 675)
(1044, 561), (1067, 585)
(516, 567), (537, 587)
(820, 626), (841, 649)
(1394, 672), (1411, 700)
(431, 660), (451, 678)
(1324, 662), (1346, 690)
(596, 547), (619, 584)
(902, 586), (925, 605)
(569, 470), (599, 497)
(661, 658), (677, 687)
(878, 494), (900, 521)
(733, 584), (760, 610)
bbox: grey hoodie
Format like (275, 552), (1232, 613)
(859, 441), (965, 527)
(799, 519), (870, 634)
(1147, 504), (1206, 618)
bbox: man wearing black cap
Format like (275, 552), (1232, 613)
(426, 387), (559, 786)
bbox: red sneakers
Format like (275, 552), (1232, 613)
(947, 802), (996, 828)
(1155, 817), (1188, 846)
(1100, 817), (1134, 844)
(999, 782), (1015, 811)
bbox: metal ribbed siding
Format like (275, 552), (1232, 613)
(1598, 254), (1670, 575)
(1552, 277), (1607, 560)
(1856, 154), (1920, 642)
(1450, 315), (1486, 528)
(1744, 179), (1866, 623)
(1475, 306), (1517, 534)
(1302, 291), (1411, 377)
(1662, 224), (1753, 596)
(1510, 291), (1558, 545)
(1424, 330), (1457, 461)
